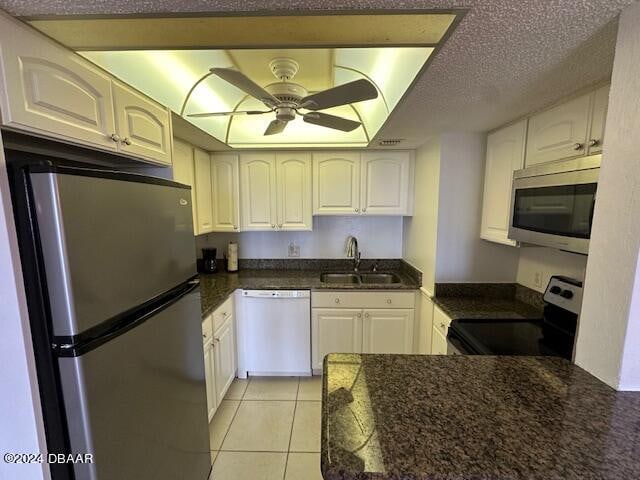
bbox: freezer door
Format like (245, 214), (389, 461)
(30, 169), (196, 336)
(58, 287), (211, 480)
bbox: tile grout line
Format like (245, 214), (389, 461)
(211, 377), (251, 467)
(282, 377), (301, 480)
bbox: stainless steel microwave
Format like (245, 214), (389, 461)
(508, 155), (600, 255)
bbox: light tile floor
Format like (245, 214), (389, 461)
(209, 376), (323, 480)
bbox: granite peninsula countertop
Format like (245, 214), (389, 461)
(321, 354), (640, 480)
(199, 268), (420, 317)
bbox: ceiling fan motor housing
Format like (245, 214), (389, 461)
(265, 82), (308, 105)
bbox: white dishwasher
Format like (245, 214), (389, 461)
(240, 290), (311, 377)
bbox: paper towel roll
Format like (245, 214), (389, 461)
(227, 242), (238, 272)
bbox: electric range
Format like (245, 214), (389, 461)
(447, 276), (582, 359)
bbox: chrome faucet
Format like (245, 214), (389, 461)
(346, 236), (362, 272)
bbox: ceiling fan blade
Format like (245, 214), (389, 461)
(303, 112), (361, 132)
(300, 79), (378, 111)
(264, 119), (288, 136)
(210, 68), (280, 107)
(188, 109), (272, 118)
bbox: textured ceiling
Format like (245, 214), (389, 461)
(0, 0), (634, 148)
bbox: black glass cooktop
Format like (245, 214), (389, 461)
(448, 318), (572, 358)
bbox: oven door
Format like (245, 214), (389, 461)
(508, 163), (599, 254)
(446, 328), (475, 355)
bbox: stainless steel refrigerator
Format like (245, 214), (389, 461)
(8, 155), (211, 480)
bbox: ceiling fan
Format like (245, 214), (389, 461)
(187, 58), (378, 136)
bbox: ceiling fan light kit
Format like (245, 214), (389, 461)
(188, 57), (378, 136)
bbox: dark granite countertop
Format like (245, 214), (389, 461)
(433, 283), (544, 321)
(199, 268), (420, 318)
(321, 354), (640, 480)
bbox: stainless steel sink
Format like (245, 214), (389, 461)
(359, 273), (402, 284)
(320, 273), (361, 284)
(319, 272), (402, 285)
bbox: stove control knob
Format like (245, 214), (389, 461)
(560, 289), (574, 299)
(550, 286), (562, 294)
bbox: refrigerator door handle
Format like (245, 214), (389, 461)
(53, 279), (200, 357)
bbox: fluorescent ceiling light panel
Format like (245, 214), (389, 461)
(83, 47), (434, 148)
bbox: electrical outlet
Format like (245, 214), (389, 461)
(533, 271), (543, 288)
(288, 242), (300, 258)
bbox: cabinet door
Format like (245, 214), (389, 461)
(588, 85), (609, 155)
(480, 120), (526, 246)
(433, 305), (452, 339)
(240, 154), (277, 230)
(112, 81), (172, 165)
(203, 340), (217, 421)
(431, 326), (448, 355)
(276, 153), (312, 230)
(525, 93), (591, 166)
(214, 317), (236, 406)
(362, 309), (414, 354)
(311, 309), (362, 370)
(313, 153), (360, 215)
(172, 139), (197, 234)
(194, 147), (214, 235)
(360, 152), (412, 215)
(0, 15), (117, 150)
(211, 154), (240, 232)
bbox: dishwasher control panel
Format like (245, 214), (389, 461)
(242, 290), (310, 298)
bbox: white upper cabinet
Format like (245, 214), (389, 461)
(194, 147), (214, 235)
(240, 154), (278, 231)
(525, 92), (592, 166)
(0, 14), (117, 151)
(276, 153), (312, 231)
(0, 12), (172, 166)
(112, 82), (172, 165)
(313, 152), (361, 215)
(481, 120), (527, 246)
(362, 309), (414, 354)
(360, 152), (412, 215)
(588, 85), (609, 155)
(172, 139), (197, 233)
(211, 154), (240, 232)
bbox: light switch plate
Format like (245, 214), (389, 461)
(288, 242), (300, 257)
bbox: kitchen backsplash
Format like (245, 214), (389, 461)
(196, 216), (403, 259)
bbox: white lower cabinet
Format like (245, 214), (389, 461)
(431, 305), (452, 355)
(311, 291), (416, 371)
(202, 315), (217, 421)
(214, 316), (236, 407)
(311, 308), (362, 370)
(203, 296), (237, 421)
(362, 309), (414, 354)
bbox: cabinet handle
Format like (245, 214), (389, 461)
(365, 312), (370, 318)
(354, 208), (359, 213)
(440, 322), (445, 329)
(334, 298), (340, 304)
(588, 138), (600, 147)
(362, 208), (367, 213)
(110, 133), (121, 143)
(214, 337), (220, 343)
(271, 224), (275, 228)
(572, 142), (584, 151)
(357, 313), (362, 318)
(278, 224), (283, 229)
(233, 225), (238, 230)
(202, 333), (207, 339)
(386, 299), (392, 304)
(122, 137), (132, 146)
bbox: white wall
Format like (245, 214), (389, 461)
(402, 137), (441, 293)
(0, 132), (49, 480)
(434, 133), (520, 283)
(197, 215), (403, 259)
(517, 247), (588, 292)
(575, 1), (640, 391)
